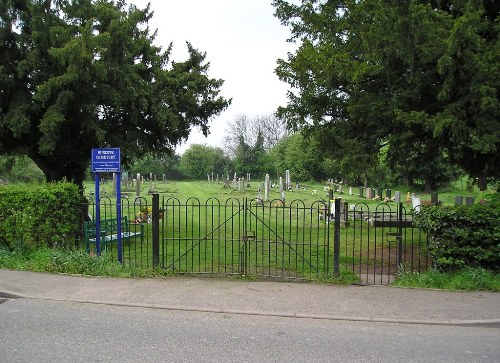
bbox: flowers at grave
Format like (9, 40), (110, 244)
(137, 206), (152, 223)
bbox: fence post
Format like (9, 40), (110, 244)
(152, 193), (160, 268)
(334, 198), (341, 277)
(397, 202), (403, 269)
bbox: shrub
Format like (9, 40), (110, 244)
(414, 200), (500, 272)
(0, 182), (83, 249)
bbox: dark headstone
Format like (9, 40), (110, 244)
(386, 189), (392, 199)
(465, 196), (474, 205)
(431, 192), (439, 205)
(455, 196), (463, 205)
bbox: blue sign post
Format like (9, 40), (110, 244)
(91, 148), (123, 263)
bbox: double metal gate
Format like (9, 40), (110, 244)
(158, 197), (332, 280)
(152, 196), (430, 283)
(83, 195), (429, 284)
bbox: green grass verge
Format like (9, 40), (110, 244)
(0, 247), (169, 278)
(394, 267), (500, 292)
(0, 246), (359, 284)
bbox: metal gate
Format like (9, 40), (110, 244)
(159, 197), (332, 280)
(83, 195), (430, 284)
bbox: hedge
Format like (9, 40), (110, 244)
(0, 182), (83, 249)
(414, 199), (500, 272)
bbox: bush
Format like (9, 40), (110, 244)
(414, 200), (500, 272)
(0, 182), (83, 249)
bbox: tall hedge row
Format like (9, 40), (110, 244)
(0, 182), (83, 249)
(414, 199), (500, 272)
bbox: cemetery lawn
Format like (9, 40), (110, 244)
(84, 179), (488, 207)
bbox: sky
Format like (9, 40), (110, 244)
(129, 0), (295, 154)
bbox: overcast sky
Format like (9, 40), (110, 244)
(129, 0), (294, 154)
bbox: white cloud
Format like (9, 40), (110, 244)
(129, 0), (293, 153)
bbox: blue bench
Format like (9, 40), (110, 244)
(83, 216), (144, 253)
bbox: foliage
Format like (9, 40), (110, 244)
(268, 132), (325, 181)
(0, 182), (83, 249)
(394, 267), (500, 292)
(272, 0), (499, 191)
(129, 154), (184, 180)
(233, 131), (268, 178)
(414, 201), (500, 271)
(0, 0), (230, 186)
(179, 144), (232, 180)
(0, 155), (45, 183)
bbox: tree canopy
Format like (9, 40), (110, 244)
(272, 0), (499, 191)
(0, 0), (230, 186)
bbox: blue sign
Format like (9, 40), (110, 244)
(91, 148), (121, 173)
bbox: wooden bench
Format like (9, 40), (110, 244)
(83, 216), (144, 253)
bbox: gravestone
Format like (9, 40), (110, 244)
(377, 188), (383, 198)
(285, 170), (291, 190)
(394, 191), (401, 203)
(465, 196), (474, 205)
(412, 196), (421, 213)
(358, 186), (364, 198)
(455, 196), (463, 205)
(386, 189), (392, 199)
(264, 174), (270, 201)
(136, 173), (141, 197)
(149, 173), (154, 193)
(279, 177), (283, 193)
(113, 173), (117, 194)
(366, 188), (373, 199)
(431, 192), (439, 205)
(349, 187), (353, 196)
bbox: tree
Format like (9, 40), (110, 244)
(129, 153), (184, 180)
(435, 1), (500, 190)
(272, 0), (499, 191)
(0, 155), (45, 182)
(179, 144), (231, 180)
(0, 0), (230, 187)
(223, 113), (289, 157)
(268, 132), (325, 182)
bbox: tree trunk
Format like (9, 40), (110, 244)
(424, 178), (432, 193)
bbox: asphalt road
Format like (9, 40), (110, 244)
(1, 298), (498, 363)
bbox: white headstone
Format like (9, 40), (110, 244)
(136, 173), (141, 196)
(264, 174), (270, 201)
(395, 191), (401, 203)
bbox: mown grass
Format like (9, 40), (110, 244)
(84, 178), (489, 207)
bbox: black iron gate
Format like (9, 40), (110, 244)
(158, 197), (332, 280)
(83, 195), (430, 284)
